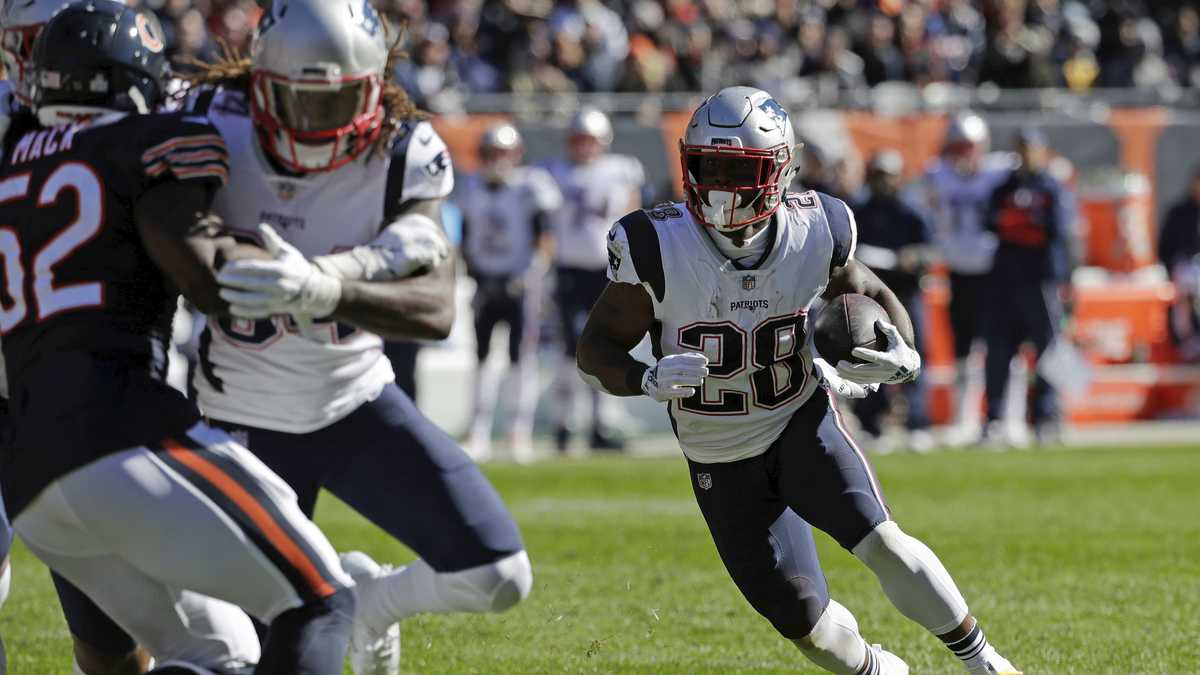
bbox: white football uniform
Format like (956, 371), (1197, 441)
(456, 166), (561, 278)
(193, 89), (453, 432)
(923, 156), (1011, 275)
(606, 191), (857, 464)
(548, 154), (644, 271)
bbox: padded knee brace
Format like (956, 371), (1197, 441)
(435, 550), (532, 613)
(852, 521), (968, 634)
(793, 599), (868, 675)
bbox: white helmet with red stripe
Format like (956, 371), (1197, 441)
(250, 0), (388, 173)
(680, 86), (799, 233)
(1, 0), (126, 107)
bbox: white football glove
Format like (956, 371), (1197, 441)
(815, 357), (879, 399)
(641, 352), (709, 402)
(312, 213), (450, 282)
(836, 321), (922, 385)
(217, 224), (342, 320)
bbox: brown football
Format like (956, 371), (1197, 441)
(812, 293), (890, 364)
(216, 243), (272, 269)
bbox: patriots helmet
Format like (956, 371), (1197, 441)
(250, 0), (389, 173)
(680, 86), (800, 233)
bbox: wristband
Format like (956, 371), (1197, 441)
(626, 364), (649, 395)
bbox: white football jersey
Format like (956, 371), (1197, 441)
(607, 191), (857, 464)
(193, 89), (453, 433)
(548, 154), (644, 271)
(923, 156), (1012, 275)
(456, 166), (561, 277)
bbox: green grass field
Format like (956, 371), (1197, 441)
(2, 445), (1198, 674)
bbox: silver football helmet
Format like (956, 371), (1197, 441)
(479, 122), (522, 182)
(2, 0), (125, 106)
(942, 111), (989, 173)
(569, 107), (613, 145)
(681, 86), (799, 232)
(250, 0), (389, 172)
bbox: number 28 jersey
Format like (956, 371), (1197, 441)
(606, 191), (857, 464)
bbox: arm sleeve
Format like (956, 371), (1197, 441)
(530, 168), (564, 212)
(606, 220), (643, 286)
(139, 115), (229, 191)
(817, 192), (857, 272)
(383, 121), (454, 221)
(607, 209), (666, 304)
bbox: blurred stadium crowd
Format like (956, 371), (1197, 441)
(139, 1), (1199, 112)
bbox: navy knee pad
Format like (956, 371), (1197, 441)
(258, 587), (355, 675)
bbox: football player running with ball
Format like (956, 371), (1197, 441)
(578, 87), (1021, 675)
(184, 1), (531, 672)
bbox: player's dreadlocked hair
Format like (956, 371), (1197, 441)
(175, 20), (424, 158)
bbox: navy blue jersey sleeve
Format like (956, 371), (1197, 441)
(138, 114), (228, 191)
(817, 192), (857, 273)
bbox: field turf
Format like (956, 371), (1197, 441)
(2, 444), (1197, 673)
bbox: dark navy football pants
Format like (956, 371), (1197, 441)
(224, 383), (525, 572)
(554, 266), (607, 357)
(949, 272), (988, 359)
(982, 280), (1061, 425)
(688, 392), (890, 639)
(471, 275), (527, 363)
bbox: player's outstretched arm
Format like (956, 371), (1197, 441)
(135, 180), (235, 316)
(823, 259), (916, 349)
(329, 199), (456, 340)
(333, 256), (456, 340)
(577, 281), (656, 396)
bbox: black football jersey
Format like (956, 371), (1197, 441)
(0, 110), (228, 515)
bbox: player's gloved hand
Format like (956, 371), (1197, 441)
(815, 357), (878, 399)
(641, 352), (709, 402)
(217, 224), (342, 320)
(835, 321), (921, 384)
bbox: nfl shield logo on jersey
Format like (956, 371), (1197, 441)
(274, 180), (298, 201)
(742, 275), (756, 291)
(697, 473), (712, 490)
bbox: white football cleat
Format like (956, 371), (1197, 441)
(966, 645), (1022, 674)
(340, 551), (400, 675)
(870, 643), (910, 675)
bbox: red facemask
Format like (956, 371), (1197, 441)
(250, 69), (384, 173)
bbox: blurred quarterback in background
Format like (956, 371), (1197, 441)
(456, 123), (560, 463)
(546, 107), (644, 454)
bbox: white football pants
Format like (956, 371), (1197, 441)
(15, 423), (351, 670)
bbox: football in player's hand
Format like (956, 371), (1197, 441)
(216, 243), (273, 269)
(813, 293), (890, 364)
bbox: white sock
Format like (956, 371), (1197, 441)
(0, 562), (10, 610)
(361, 552), (531, 627)
(853, 521), (968, 635)
(793, 599), (873, 675)
(361, 558), (444, 626)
